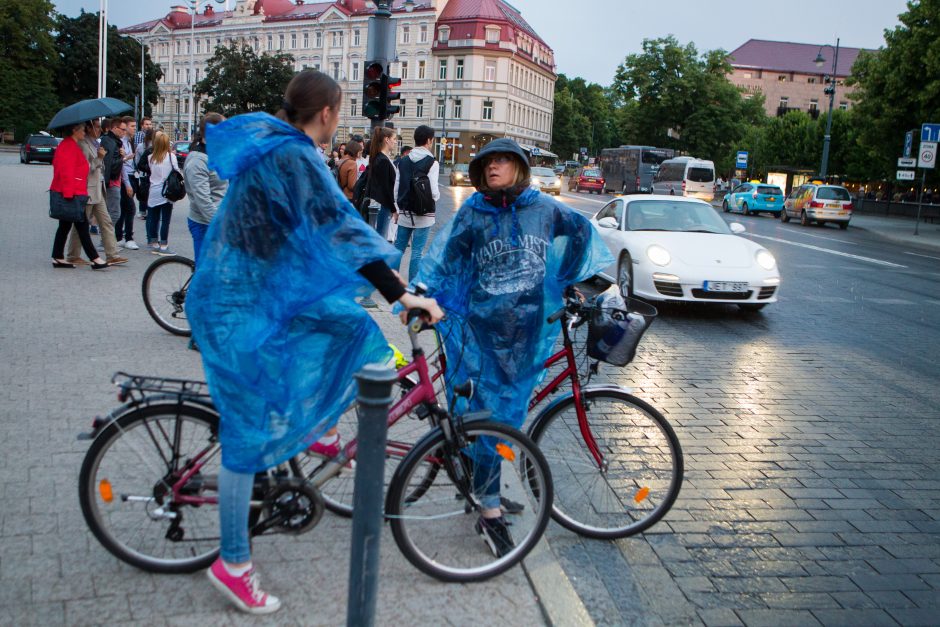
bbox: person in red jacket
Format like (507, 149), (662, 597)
(50, 123), (108, 269)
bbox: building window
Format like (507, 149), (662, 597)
(438, 27), (449, 43)
(439, 59), (447, 79)
(418, 60), (426, 79)
(807, 76), (817, 84)
(485, 26), (500, 44)
(453, 99), (462, 118)
(483, 100), (493, 121)
(303, 32), (309, 48)
(401, 61), (409, 80)
(291, 33), (297, 49)
(351, 98), (357, 116)
(778, 74), (788, 82)
(195, 68), (200, 82)
(175, 68), (181, 83)
(315, 31), (322, 47)
(456, 58), (464, 79)
(354, 30), (361, 46)
(352, 62), (359, 81)
(437, 99), (445, 119)
(400, 99), (407, 117)
(484, 60), (496, 82)
(331, 31), (343, 47)
(839, 101), (848, 110)
(416, 98), (424, 118)
(279, 34), (285, 50)
(402, 25), (410, 44)
(809, 99), (819, 112)
(267, 35), (273, 51)
(252, 37), (258, 51)
(331, 62), (340, 80)
(419, 24), (428, 43)
(779, 96), (789, 109)
(195, 39), (201, 54)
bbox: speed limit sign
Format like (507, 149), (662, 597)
(920, 141), (937, 169)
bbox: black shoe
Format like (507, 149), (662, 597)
(90, 261), (109, 270)
(500, 496), (525, 515)
(476, 516), (515, 558)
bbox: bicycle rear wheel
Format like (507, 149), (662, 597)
(78, 404), (221, 573)
(386, 420), (552, 583)
(142, 256), (194, 336)
(529, 388), (683, 539)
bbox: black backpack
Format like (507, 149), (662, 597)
(162, 157), (186, 202)
(351, 166), (371, 221)
(407, 156), (436, 216)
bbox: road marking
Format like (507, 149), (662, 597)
(868, 298), (915, 305)
(559, 192), (608, 205)
(781, 230), (858, 245)
(745, 233), (907, 268)
(904, 251), (940, 261)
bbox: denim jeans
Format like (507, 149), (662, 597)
(471, 437), (503, 510)
(393, 225), (431, 282)
(188, 218), (209, 263)
(146, 203), (173, 245)
(218, 466), (253, 563)
(374, 206), (393, 241)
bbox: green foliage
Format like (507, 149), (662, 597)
(0, 0), (60, 141)
(848, 0), (940, 184)
(54, 12), (163, 117)
(195, 45), (296, 116)
(551, 74), (620, 160)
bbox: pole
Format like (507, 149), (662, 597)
(819, 38), (839, 180)
(189, 1), (196, 139)
(368, 0), (392, 132)
(914, 170), (926, 235)
(140, 39), (146, 121)
(98, 0), (109, 97)
(346, 364), (396, 627)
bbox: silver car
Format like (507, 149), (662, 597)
(530, 167), (562, 195)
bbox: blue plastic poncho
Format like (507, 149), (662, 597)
(186, 113), (400, 473)
(416, 186), (613, 429)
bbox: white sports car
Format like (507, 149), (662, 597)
(591, 195), (780, 311)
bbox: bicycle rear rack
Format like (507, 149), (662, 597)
(112, 371), (211, 403)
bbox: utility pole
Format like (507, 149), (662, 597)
(366, 0), (395, 131)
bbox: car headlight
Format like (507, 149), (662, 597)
(454, 172), (462, 179)
(554, 178), (561, 186)
(756, 249), (776, 270)
(646, 245), (671, 266)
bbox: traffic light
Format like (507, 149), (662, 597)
(383, 71), (401, 117)
(362, 60), (385, 120)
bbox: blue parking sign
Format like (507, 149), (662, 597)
(736, 151), (748, 169)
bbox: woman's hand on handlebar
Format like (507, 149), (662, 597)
(397, 292), (444, 324)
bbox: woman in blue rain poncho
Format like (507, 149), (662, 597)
(186, 71), (441, 615)
(414, 138), (613, 557)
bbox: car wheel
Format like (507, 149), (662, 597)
(738, 303), (766, 313)
(722, 199), (730, 213)
(839, 222), (849, 230)
(780, 209), (790, 223)
(23, 153), (30, 164)
(800, 210), (811, 226)
(617, 253), (634, 299)
(742, 202), (750, 216)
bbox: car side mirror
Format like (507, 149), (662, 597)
(730, 222), (746, 234)
(597, 217), (618, 229)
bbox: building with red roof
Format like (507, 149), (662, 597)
(121, 0), (557, 159)
(727, 39), (873, 118)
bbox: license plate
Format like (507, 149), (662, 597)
(704, 281), (748, 292)
(36, 148), (51, 152)
(767, 197), (776, 201)
(826, 203), (841, 209)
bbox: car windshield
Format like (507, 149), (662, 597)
(816, 186), (851, 201)
(175, 142), (190, 151)
(626, 200), (730, 234)
(531, 167), (555, 177)
(757, 186), (783, 195)
(687, 167), (714, 182)
(454, 164), (469, 172)
(29, 136), (57, 146)
(582, 169), (600, 177)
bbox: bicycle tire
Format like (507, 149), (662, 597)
(528, 388), (682, 539)
(78, 404), (222, 573)
(385, 419), (553, 583)
(142, 255), (194, 337)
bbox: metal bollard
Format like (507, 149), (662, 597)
(346, 363), (397, 627)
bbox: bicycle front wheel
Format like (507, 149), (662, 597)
(386, 420), (552, 583)
(529, 389), (683, 539)
(142, 256), (194, 336)
(78, 404), (221, 573)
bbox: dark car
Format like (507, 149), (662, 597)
(20, 134), (58, 164)
(172, 141), (191, 169)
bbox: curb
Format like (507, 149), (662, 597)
(850, 222), (940, 253)
(524, 535), (595, 627)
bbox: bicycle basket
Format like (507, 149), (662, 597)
(586, 291), (658, 366)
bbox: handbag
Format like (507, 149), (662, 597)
(49, 191), (88, 222)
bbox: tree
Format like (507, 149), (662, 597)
(54, 12), (162, 117)
(551, 74), (620, 160)
(848, 0), (940, 184)
(0, 0), (60, 141)
(195, 44), (295, 116)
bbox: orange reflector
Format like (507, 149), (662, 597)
(634, 487), (650, 503)
(99, 479), (114, 503)
(495, 443), (515, 462)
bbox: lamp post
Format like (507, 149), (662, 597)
(189, 1), (226, 139)
(813, 38), (840, 180)
(437, 87), (455, 163)
(98, 0), (108, 97)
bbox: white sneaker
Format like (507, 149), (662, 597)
(124, 240), (140, 250)
(116, 239), (125, 248)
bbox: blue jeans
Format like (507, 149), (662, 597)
(146, 203), (173, 245)
(218, 465), (253, 563)
(188, 218), (209, 263)
(471, 436), (503, 510)
(374, 206), (393, 241)
(393, 225), (431, 282)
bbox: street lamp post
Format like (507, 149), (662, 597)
(813, 38), (840, 180)
(189, 1), (226, 139)
(437, 87), (453, 163)
(98, 0), (108, 98)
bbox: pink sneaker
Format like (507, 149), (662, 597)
(307, 438), (341, 458)
(207, 558), (281, 615)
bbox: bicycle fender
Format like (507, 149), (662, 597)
(526, 384), (632, 437)
(78, 395), (219, 441)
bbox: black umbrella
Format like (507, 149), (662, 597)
(48, 97), (132, 130)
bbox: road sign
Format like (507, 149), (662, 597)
(580, 146), (588, 155)
(921, 123), (940, 142)
(896, 170), (915, 180)
(919, 141), (937, 169)
(898, 157), (917, 167)
(736, 151), (748, 169)
(531, 146), (541, 156)
(904, 131), (913, 158)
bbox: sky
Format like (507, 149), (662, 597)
(52, 0), (910, 86)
